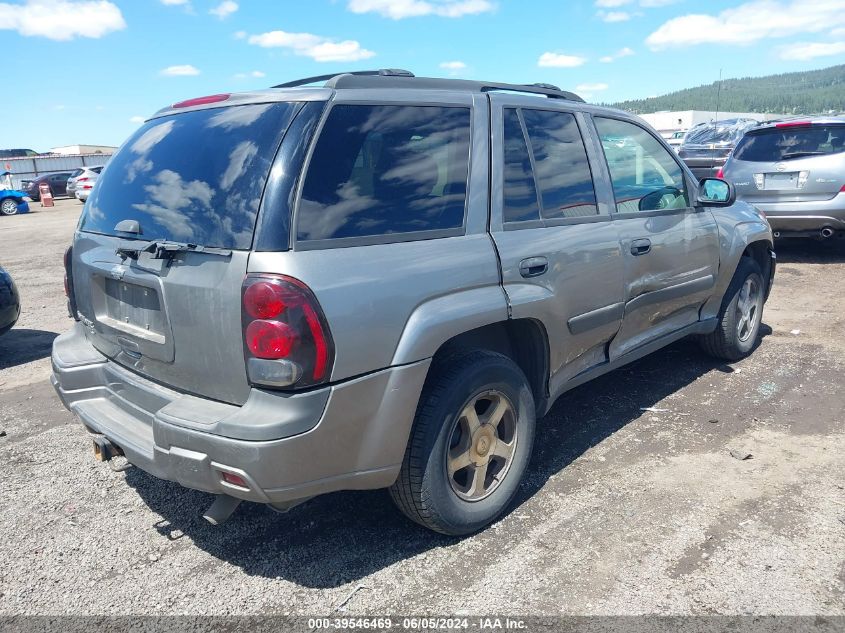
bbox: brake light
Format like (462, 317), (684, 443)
(172, 93), (230, 108)
(715, 167), (724, 179)
(63, 246), (79, 321)
(77, 177), (89, 182)
(841, 185), (845, 192)
(776, 121), (811, 128)
(242, 274), (334, 389)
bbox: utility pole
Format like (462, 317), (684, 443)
(714, 68), (723, 127)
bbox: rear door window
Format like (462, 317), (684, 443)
(733, 125), (845, 162)
(297, 104), (471, 243)
(594, 117), (690, 214)
(502, 108), (541, 223)
(521, 109), (598, 219)
(80, 102), (299, 250)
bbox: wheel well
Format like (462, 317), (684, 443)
(742, 240), (773, 292)
(432, 319), (550, 416)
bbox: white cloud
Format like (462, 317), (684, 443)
(160, 64), (201, 76)
(210, 0), (237, 19)
(576, 82), (608, 92)
(600, 46), (635, 62)
(780, 41), (845, 60)
(599, 10), (633, 21)
(646, 0), (845, 50)
(439, 60), (467, 76)
(247, 30), (375, 62)
(347, 0), (494, 19)
(0, 0), (125, 40)
(537, 52), (587, 68)
(233, 70), (266, 79)
(233, 29), (246, 39)
(129, 116), (145, 123)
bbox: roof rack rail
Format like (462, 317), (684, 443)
(270, 70), (584, 103)
(271, 68), (414, 89)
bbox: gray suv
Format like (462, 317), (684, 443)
(51, 70), (775, 535)
(722, 117), (845, 239)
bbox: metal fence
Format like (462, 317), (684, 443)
(2, 153), (114, 189)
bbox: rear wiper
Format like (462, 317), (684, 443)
(116, 240), (231, 262)
(780, 151), (826, 159)
(144, 240), (232, 260)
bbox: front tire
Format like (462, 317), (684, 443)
(700, 257), (765, 361)
(390, 350), (536, 535)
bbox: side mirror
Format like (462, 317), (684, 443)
(697, 178), (735, 207)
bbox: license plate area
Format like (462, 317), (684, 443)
(88, 268), (175, 363)
(100, 278), (166, 342)
(765, 172), (799, 189)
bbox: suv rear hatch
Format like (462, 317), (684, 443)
(727, 121), (845, 204)
(72, 100), (302, 405)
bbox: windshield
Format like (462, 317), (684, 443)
(683, 119), (757, 146)
(80, 102), (299, 249)
(733, 124), (845, 162)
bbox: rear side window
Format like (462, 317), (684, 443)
(502, 109), (540, 223)
(92, 166), (104, 174)
(80, 102), (299, 250)
(521, 109), (598, 219)
(733, 125), (845, 162)
(297, 104), (471, 243)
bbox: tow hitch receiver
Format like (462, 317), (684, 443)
(92, 435), (123, 462)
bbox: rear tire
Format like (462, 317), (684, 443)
(389, 350), (536, 535)
(0, 198), (18, 216)
(699, 257), (765, 361)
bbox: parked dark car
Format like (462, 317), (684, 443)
(679, 119), (759, 180)
(0, 264), (21, 336)
(21, 172), (73, 201)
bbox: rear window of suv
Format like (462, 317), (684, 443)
(297, 104), (471, 244)
(80, 102), (299, 250)
(733, 124), (845, 162)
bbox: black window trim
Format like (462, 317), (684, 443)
(501, 105), (606, 231)
(590, 113), (698, 219)
(292, 98), (474, 251)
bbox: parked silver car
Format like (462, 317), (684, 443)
(67, 166), (104, 202)
(722, 117), (845, 239)
(51, 70), (775, 535)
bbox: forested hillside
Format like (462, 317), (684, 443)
(610, 64), (845, 114)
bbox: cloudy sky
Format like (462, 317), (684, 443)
(3, 0), (845, 150)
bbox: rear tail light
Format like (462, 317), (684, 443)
(77, 177), (89, 182)
(840, 184), (845, 193)
(776, 121), (811, 128)
(242, 274), (334, 389)
(715, 167), (724, 179)
(63, 245), (79, 321)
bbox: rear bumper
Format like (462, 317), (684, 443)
(749, 193), (845, 234)
(51, 323), (430, 505)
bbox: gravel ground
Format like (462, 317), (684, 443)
(1, 198), (844, 616)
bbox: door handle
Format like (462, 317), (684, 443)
(630, 239), (652, 256)
(519, 256), (548, 278)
